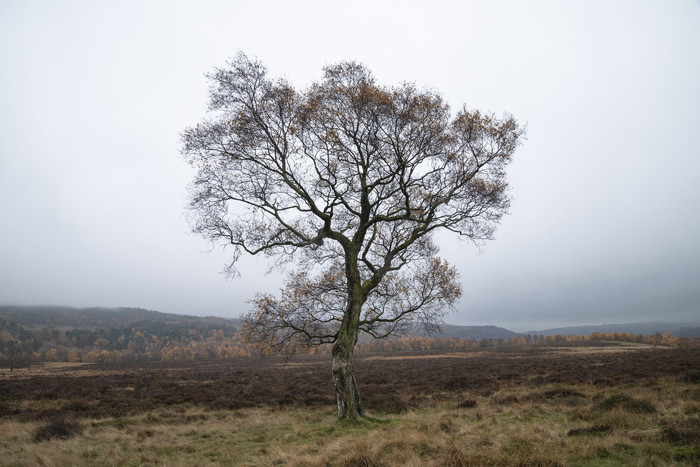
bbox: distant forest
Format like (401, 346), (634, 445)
(1, 306), (698, 367)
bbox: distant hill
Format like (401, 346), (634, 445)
(0, 305), (241, 354)
(0, 305), (245, 365)
(0, 306), (516, 341)
(0, 305), (238, 330)
(435, 324), (519, 340)
(2, 305), (698, 365)
(526, 322), (700, 338)
(4, 306), (697, 339)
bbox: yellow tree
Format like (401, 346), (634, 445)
(182, 53), (524, 419)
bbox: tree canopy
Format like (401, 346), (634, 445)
(181, 53), (524, 418)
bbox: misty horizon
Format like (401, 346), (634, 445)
(1, 303), (698, 336)
(1, 1), (698, 333)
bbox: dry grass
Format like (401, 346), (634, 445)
(543, 341), (663, 354)
(1, 378), (698, 466)
(2, 348), (698, 464)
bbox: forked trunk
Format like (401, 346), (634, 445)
(332, 337), (363, 419)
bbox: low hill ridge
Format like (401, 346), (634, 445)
(0, 305), (238, 329)
(2, 306), (698, 340)
(527, 322), (700, 337)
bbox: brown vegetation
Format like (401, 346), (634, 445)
(1, 346), (698, 420)
(3, 309), (697, 366)
(1, 345), (698, 465)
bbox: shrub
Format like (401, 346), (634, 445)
(373, 398), (410, 414)
(596, 394), (655, 414)
(457, 398), (477, 409)
(491, 394), (519, 406)
(543, 388), (586, 399)
(662, 417), (700, 445)
(33, 416), (83, 442)
(567, 425), (611, 436)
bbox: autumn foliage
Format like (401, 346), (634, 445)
(2, 312), (696, 366)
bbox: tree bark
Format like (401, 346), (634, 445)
(332, 330), (363, 419)
(332, 277), (364, 419)
(330, 245), (366, 419)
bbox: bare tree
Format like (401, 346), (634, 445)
(7, 342), (25, 371)
(181, 53), (524, 419)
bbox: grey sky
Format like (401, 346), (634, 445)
(1, 1), (698, 332)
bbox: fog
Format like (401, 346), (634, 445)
(1, 1), (698, 331)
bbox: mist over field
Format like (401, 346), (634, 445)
(1, 2), (699, 330)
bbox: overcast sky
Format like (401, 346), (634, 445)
(1, 1), (698, 332)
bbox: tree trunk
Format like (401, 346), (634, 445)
(333, 247), (364, 419)
(332, 334), (363, 419)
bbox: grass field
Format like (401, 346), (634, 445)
(1, 345), (698, 465)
